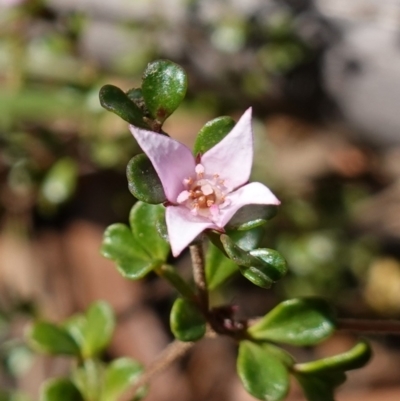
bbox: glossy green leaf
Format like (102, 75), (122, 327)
(226, 205), (278, 231)
(40, 158), (78, 205)
(27, 322), (80, 356)
(101, 224), (155, 280)
(237, 341), (290, 401)
(129, 202), (169, 261)
(72, 359), (102, 401)
(141, 60), (187, 123)
(126, 154), (166, 204)
(295, 371), (346, 401)
(193, 116), (235, 155)
(206, 228), (265, 290)
(295, 340), (371, 374)
(40, 378), (83, 401)
(101, 358), (145, 401)
(220, 235), (287, 288)
(170, 298), (206, 342)
(99, 84), (148, 128)
(65, 302), (115, 359)
(248, 298), (336, 346)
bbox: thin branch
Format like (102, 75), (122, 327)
(337, 318), (400, 334)
(118, 340), (195, 401)
(190, 242), (209, 312)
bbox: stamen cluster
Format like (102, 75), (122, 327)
(176, 164), (230, 221)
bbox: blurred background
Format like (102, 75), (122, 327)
(1, 0), (400, 400)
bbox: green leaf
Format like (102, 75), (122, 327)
(40, 158), (78, 205)
(126, 154), (166, 204)
(99, 85), (148, 128)
(101, 203), (170, 280)
(27, 322), (80, 356)
(170, 298), (206, 342)
(237, 341), (290, 401)
(295, 371), (346, 401)
(129, 202), (169, 261)
(220, 235), (287, 288)
(101, 358), (145, 401)
(206, 227), (266, 290)
(248, 298), (336, 346)
(141, 60), (187, 123)
(40, 378), (83, 401)
(101, 223), (155, 279)
(295, 340), (371, 374)
(193, 116), (235, 155)
(226, 204), (278, 231)
(65, 302), (115, 359)
(72, 359), (102, 401)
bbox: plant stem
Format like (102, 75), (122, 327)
(118, 340), (194, 401)
(190, 242), (209, 312)
(337, 318), (400, 334)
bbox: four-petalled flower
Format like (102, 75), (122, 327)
(129, 108), (280, 257)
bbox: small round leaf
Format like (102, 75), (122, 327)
(40, 378), (83, 401)
(248, 298), (336, 346)
(129, 202), (169, 261)
(170, 298), (206, 342)
(101, 358), (146, 401)
(237, 341), (290, 401)
(220, 235), (287, 288)
(64, 301), (115, 359)
(99, 85), (148, 128)
(193, 116), (235, 155)
(27, 322), (80, 356)
(126, 154), (166, 204)
(101, 224), (155, 280)
(142, 60), (187, 123)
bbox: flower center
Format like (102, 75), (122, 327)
(176, 163), (230, 221)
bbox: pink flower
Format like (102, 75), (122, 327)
(129, 108), (280, 257)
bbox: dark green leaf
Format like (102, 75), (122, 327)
(206, 228), (265, 289)
(193, 116), (235, 155)
(248, 298), (336, 346)
(129, 202), (169, 261)
(295, 371), (346, 401)
(226, 205), (278, 231)
(294, 340), (371, 374)
(237, 341), (290, 401)
(40, 378), (83, 401)
(141, 60), (187, 123)
(101, 358), (145, 401)
(99, 85), (148, 128)
(27, 322), (80, 356)
(220, 235), (287, 288)
(101, 224), (155, 280)
(170, 298), (206, 342)
(126, 154), (166, 204)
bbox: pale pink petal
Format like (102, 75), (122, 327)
(201, 108), (253, 190)
(129, 126), (196, 202)
(214, 182), (280, 227)
(166, 206), (218, 257)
